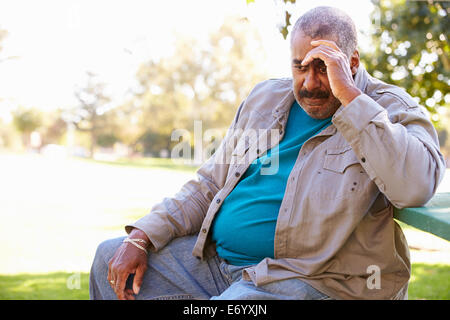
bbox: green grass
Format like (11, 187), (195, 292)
(0, 263), (448, 300)
(395, 220), (417, 231)
(0, 272), (90, 300)
(79, 156), (200, 173)
(408, 263), (450, 300)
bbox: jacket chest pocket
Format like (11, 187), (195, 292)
(310, 146), (363, 200)
(323, 146), (360, 173)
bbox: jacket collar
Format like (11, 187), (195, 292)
(272, 80), (295, 119)
(354, 65), (369, 94)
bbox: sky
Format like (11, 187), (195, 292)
(0, 0), (374, 121)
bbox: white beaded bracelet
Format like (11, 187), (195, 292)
(123, 238), (148, 254)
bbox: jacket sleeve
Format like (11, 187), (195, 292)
(332, 91), (446, 209)
(124, 101), (245, 252)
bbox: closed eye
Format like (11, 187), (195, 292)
(318, 65), (327, 74)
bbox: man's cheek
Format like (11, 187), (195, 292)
(293, 83), (302, 95)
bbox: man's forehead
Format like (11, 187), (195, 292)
(290, 31), (337, 58)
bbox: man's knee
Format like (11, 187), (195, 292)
(92, 236), (126, 267)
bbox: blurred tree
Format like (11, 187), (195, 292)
(0, 27), (19, 64)
(0, 118), (21, 150)
(12, 107), (43, 148)
(70, 72), (112, 156)
(105, 100), (143, 154)
(0, 27), (7, 55)
(129, 16), (268, 155)
(137, 130), (170, 156)
(40, 110), (68, 146)
(361, 0), (449, 127)
(96, 133), (118, 148)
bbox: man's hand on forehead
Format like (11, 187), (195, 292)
(300, 39), (361, 106)
(301, 39), (346, 67)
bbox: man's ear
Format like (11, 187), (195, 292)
(350, 50), (360, 75)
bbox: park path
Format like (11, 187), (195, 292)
(0, 153), (195, 274)
(0, 152), (449, 275)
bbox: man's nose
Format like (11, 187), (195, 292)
(303, 69), (320, 91)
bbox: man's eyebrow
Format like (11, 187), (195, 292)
(292, 58), (303, 65)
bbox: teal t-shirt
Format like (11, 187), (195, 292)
(211, 100), (332, 266)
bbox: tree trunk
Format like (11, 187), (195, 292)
(90, 130), (96, 158)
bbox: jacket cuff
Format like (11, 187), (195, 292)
(125, 213), (173, 253)
(332, 93), (386, 141)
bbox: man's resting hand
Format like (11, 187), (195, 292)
(107, 228), (150, 300)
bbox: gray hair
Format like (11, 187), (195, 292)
(290, 6), (358, 58)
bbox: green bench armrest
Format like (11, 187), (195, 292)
(393, 192), (450, 241)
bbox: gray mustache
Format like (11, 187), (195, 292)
(299, 89), (330, 99)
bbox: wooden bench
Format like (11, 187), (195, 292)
(394, 192), (450, 241)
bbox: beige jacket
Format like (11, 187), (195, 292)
(126, 66), (446, 300)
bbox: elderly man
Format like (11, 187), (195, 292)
(89, 6), (445, 300)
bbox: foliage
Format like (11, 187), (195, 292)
(3, 3), (449, 157)
(104, 101), (144, 153)
(38, 109), (68, 146)
(129, 16), (268, 154)
(12, 107), (42, 134)
(96, 133), (119, 148)
(136, 130), (171, 156)
(0, 118), (22, 150)
(0, 27), (8, 55)
(0, 27), (18, 64)
(60, 16), (270, 157)
(361, 0), (449, 127)
(6, 107), (68, 150)
(12, 107), (43, 147)
(68, 72), (112, 156)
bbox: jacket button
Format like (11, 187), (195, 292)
(216, 198), (221, 204)
(361, 157), (366, 163)
(235, 172), (240, 177)
(202, 228), (207, 233)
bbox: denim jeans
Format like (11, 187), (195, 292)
(89, 235), (331, 300)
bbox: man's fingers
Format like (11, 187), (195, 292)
(115, 273), (128, 300)
(107, 260), (115, 290)
(310, 39), (340, 51)
(125, 288), (136, 300)
(301, 47), (332, 66)
(302, 44), (348, 68)
(133, 263), (147, 295)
